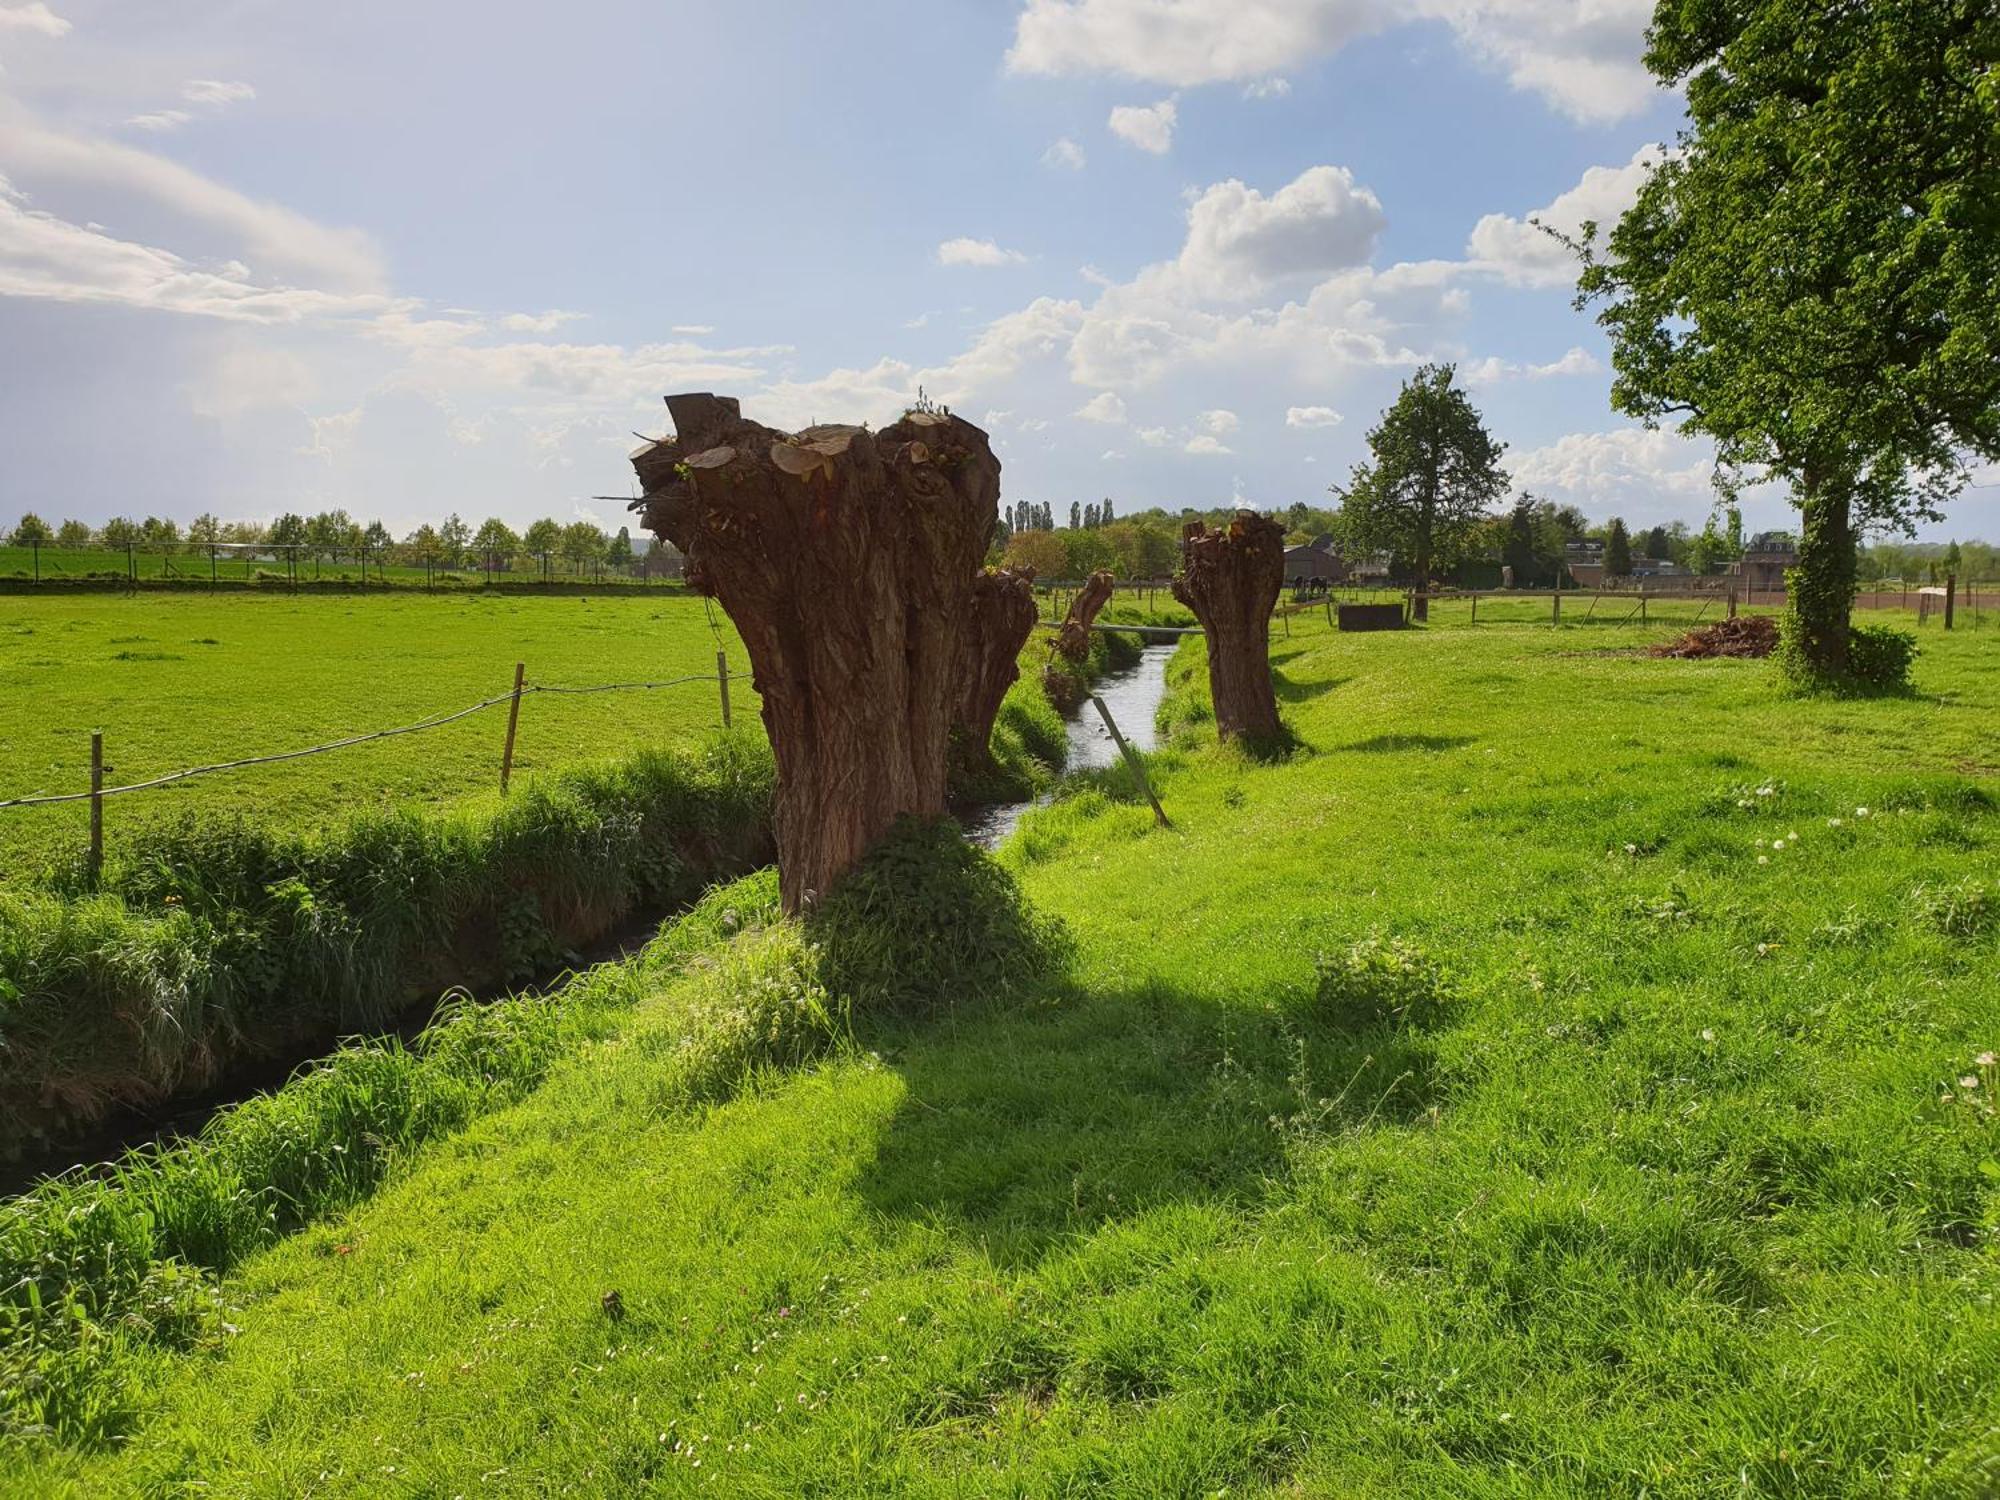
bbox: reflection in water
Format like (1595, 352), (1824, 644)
(962, 641), (1177, 849)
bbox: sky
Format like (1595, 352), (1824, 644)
(0, 0), (1991, 542)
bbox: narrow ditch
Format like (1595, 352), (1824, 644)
(961, 640), (1177, 850)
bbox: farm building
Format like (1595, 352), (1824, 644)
(1738, 532), (1797, 592)
(1284, 539), (1346, 582)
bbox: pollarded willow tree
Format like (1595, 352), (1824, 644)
(632, 393), (1005, 912)
(1055, 569), (1115, 661)
(1576, 0), (2000, 687)
(1174, 512), (1284, 745)
(1335, 364), (1508, 620)
(953, 564), (1039, 770)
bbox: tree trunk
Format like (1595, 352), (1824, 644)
(632, 393), (1001, 912)
(1411, 541), (1432, 621)
(1789, 476), (1856, 679)
(1172, 512), (1284, 744)
(1056, 569), (1115, 660)
(954, 565), (1039, 761)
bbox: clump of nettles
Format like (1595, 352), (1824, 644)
(809, 816), (1073, 1014)
(1313, 934), (1452, 1029)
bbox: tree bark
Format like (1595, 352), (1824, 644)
(1172, 512), (1284, 744)
(632, 393), (1001, 912)
(1789, 473), (1856, 679)
(1056, 569), (1115, 661)
(954, 565), (1038, 760)
(1412, 540), (1432, 621)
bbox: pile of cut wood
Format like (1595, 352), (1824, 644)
(1648, 615), (1778, 659)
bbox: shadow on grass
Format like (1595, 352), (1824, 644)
(1340, 733), (1477, 754)
(1273, 669), (1348, 704)
(849, 979), (1444, 1269)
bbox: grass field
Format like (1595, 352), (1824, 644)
(0, 592), (754, 879)
(7, 611), (1996, 1496)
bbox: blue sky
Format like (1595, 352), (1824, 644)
(0, 0), (1990, 540)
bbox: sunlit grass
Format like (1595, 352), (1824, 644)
(6, 614), (1999, 1496)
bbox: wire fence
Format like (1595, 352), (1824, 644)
(0, 656), (747, 879)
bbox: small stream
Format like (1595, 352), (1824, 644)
(962, 641), (1177, 849)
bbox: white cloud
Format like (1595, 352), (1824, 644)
(1177, 165), (1385, 298)
(0, 3), (68, 36)
(1466, 146), (1659, 287)
(1108, 98), (1177, 154)
(1244, 77), (1291, 99)
(127, 110), (193, 133)
(0, 122), (387, 290)
(1100, 449), (1125, 460)
(1286, 404), (1342, 427)
(937, 236), (1028, 267)
(1007, 0), (1656, 122)
(1508, 426), (1727, 521)
(1184, 433), (1231, 455)
(1200, 408), (1238, 434)
(671, 323), (714, 335)
(499, 309), (585, 333)
(1463, 345), (1603, 384)
(1137, 425), (1173, 447)
(183, 79), (256, 107)
(1076, 390), (1126, 423)
(1042, 136), (1087, 170)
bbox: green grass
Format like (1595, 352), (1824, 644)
(0, 592), (753, 878)
(6, 614), (2000, 1496)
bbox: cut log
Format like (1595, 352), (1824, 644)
(1055, 569), (1115, 661)
(954, 565), (1039, 760)
(632, 393), (1001, 912)
(1172, 512), (1284, 744)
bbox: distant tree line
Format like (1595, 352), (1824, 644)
(4, 509), (648, 575)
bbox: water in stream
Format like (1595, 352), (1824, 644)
(961, 641), (1177, 849)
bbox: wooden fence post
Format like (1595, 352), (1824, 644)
(1945, 573), (1956, 631)
(1728, 586), (1738, 620)
(1090, 694), (1170, 830)
(88, 731), (104, 885)
(498, 662), (527, 792)
(716, 649), (732, 728)
(1552, 591), (1561, 626)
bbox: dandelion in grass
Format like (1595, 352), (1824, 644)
(1624, 842), (1638, 855)
(1701, 1028), (1716, 1042)
(1856, 806), (1871, 817)
(1962, 1076), (1981, 1091)
(1829, 817), (1843, 828)
(1758, 855), (1770, 866)
(1757, 785), (1775, 797)
(1772, 840), (1785, 851)
(1976, 1052), (1996, 1067)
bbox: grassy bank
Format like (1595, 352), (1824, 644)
(0, 735), (774, 1154)
(8, 614), (1995, 1495)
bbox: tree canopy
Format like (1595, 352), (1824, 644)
(1334, 364), (1507, 614)
(1577, 0), (2000, 681)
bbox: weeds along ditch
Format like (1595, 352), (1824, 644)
(0, 734), (778, 1159)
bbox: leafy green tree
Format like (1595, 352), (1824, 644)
(403, 523), (441, 561)
(1500, 500), (1541, 586)
(473, 517), (520, 559)
(1643, 525), (1671, 561)
(100, 517), (139, 549)
(139, 516), (182, 553)
(559, 520), (603, 572)
(438, 513), (471, 566)
(608, 525), (634, 568)
(1335, 363), (1508, 618)
(362, 520), (391, 552)
(1577, 0), (2000, 685)
(9, 513), (52, 545)
(268, 513), (308, 550)
(523, 517), (563, 556)
(1101, 496), (1115, 526)
(55, 519), (90, 548)
(1069, 501), (1081, 531)
(187, 513), (222, 548)
(1605, 518), (1633, 579)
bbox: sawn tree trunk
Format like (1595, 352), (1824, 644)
(1056, 569), (1115, 660)
(632, 393), (1001, 912)
(954, 565), (1039, 763)
(1172, 512), (1284, 744)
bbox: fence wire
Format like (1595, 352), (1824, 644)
(0, 671), (749, 811)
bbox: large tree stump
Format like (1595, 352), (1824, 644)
(954, 565), (1039, 759)
(1173, 512), (1284, 744)
(1055, 569), (1115, 661)
(631, 393), (1000, 912)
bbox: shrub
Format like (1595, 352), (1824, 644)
(1773, 610), (1917, 694)
(808, 817), (1073, 1015)
(1313, 934), (1453, 1030)
(0, 734), (774, 1151)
